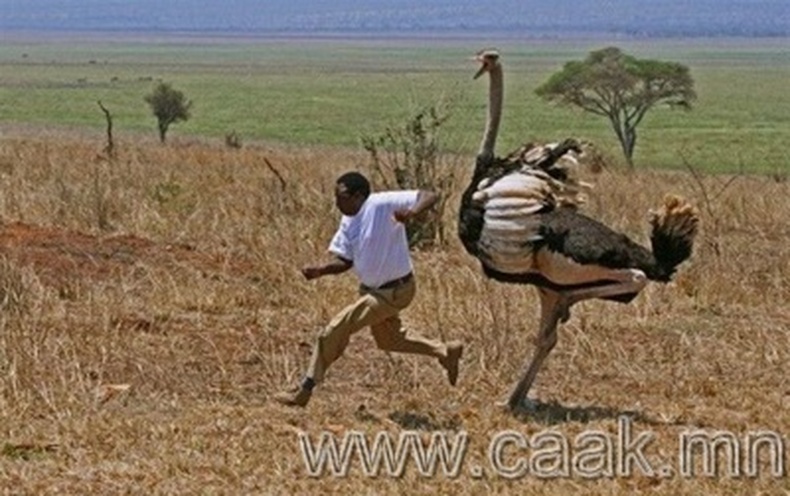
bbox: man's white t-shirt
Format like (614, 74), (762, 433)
(328, 191), (418, 289)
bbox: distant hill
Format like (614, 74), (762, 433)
(3, 0), (788, 37)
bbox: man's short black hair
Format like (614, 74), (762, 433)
(336, 171), (371, 198)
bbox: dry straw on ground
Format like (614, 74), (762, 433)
(0, 130), (788, 494)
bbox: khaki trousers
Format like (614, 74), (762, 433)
(306, 278), (447, 384)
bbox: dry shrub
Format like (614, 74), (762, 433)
(362, 103), (459, 247)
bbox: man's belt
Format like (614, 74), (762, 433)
(376, 272), (413, 290)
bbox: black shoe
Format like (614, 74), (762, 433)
(273, 385), (312, 407)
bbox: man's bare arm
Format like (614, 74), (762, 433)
(301, 256), (353, 280)
(394, 190), (440, 223)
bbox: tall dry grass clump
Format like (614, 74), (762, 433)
(0, 130), (788, 494)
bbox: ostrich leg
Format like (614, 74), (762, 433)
(505, 269), (649, 411)
(506, 288), (566, 411)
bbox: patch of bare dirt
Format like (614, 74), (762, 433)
(0, 221), (255, 287)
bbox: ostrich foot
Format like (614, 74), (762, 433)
(496, 396), (539, 414)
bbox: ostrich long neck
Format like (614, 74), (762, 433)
(478, 63), (503, 163)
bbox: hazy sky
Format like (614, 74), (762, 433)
(2, 0), (788, 37)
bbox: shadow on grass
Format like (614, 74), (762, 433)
(513, 399), (689, 427)
(387, 410), (463, 431)
(383, 403), (693, 431)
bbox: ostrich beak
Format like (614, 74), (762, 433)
(473, 49), (498, 79)
(473, 63), (487, 80)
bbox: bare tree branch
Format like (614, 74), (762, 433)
(97, 100), (114, 158)
(263, 157), (287, 191)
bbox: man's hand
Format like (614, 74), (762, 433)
(301, 266), (324, 280)
(301, 257), (352, 281)
(395, 190), (439, 224)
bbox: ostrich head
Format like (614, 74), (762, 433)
(473, 49), (500, 80)
(474, 49), (504, 168)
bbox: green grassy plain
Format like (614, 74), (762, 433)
(1, 36), (789, 173)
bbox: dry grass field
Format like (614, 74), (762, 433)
(0, 127), (788, 494)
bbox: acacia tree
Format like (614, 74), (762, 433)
(536, 47), (695, 168)
(144, 82), (192, 143)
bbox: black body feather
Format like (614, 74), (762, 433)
(535, 208), (670, 281)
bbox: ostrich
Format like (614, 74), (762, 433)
(458, 49), (699, 411)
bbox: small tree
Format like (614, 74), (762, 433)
(144, 82), (192, 143)
(536, 47), (695, 168)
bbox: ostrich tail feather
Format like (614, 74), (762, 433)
(648, 194), (700, 280)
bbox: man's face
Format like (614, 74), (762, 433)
(334, 183), (365, 216)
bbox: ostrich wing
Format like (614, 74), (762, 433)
(536, 208), (658, 276)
